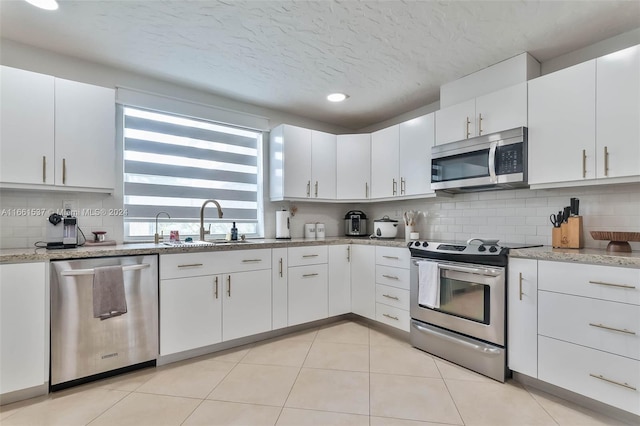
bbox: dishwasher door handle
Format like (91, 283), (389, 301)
(60, 263), (150, 276)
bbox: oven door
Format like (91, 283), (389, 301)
(410, 259), (505, 346)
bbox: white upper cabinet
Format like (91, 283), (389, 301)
(0, 66), (115, 191)
(54, 78), (115, 190)
(0, 66), (55, 185)
(596, 45), (640, 179)
(435, 83), (527, 146)
(336, 134), (371, 200)
(399, 113), (435, 196)
(370, 125), (400, 199)
(269, 124), (336, 200)
(528, 60), (597, 185)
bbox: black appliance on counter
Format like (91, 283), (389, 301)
(344, 210), (368, 236)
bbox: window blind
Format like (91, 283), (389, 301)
(123, 107), (262, 238)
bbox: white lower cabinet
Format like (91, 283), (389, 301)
(375, 303), (410, 330)
(350, 245), (376, 319)
(0, 262), (46, 395)
(288, 264), (329, 326)
(507, 258), (538, 378)
(328, 245), (351, 316)
(222, 269), (272, 341)
(373, 246), (410, 331)
(160, 275), (222, 356)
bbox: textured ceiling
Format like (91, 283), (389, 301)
(1, 0), (639, 130)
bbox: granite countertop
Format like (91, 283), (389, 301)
(509, 246), (640, 268)
(0, 237), (410, 264)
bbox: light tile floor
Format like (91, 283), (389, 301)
(0, 319), (632, 426)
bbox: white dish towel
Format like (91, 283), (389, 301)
(418, 260), (440, 309)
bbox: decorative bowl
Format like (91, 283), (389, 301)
(589, 231), (640, 253)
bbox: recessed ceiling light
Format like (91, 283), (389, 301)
(23, 0), (59, 10)
(327, 93), (349, 102)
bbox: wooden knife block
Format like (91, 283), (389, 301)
(552, 216), (584, 249)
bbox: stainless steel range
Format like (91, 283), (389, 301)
(408, 238), (539, 382)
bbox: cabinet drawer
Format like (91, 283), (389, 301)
(288, 246), (328, 267)
(539, 291), (640, 360)
(375, 246), (410, 269)
(375, 284), (409, 310)
(375, 303), (410, 332)
(539, 261), (640, 305)
(160, 252), (216, 279)
(539, 336), (640, 415)
(375, 265), (410, 290)
(216, 249), (272, 273)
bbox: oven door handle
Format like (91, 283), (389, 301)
(488, 141), (498, 183)
(437, 262), (502, 278)
(411, 320), (502, 356)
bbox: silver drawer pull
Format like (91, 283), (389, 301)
(382, 274), (399, 280)
(588, 280), (636, 289)
(382, 255), (399, 260)
(242, 259), (262, 263)
(302, 254), (319, 258)
(382, 294), (399, 301)
(589, 323), (636, 335)
(589, 374), (637, 391)
(383, 313), (399, 321)
(177, 263), (203, 268)
(303, 273), (319, 278)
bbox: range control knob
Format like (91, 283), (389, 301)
(489, 246), (498, 253)
(478, 245), (486, 252)
(414, 241), (421, 247)
(422, 241), (428, 247)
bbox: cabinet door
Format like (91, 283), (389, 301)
(528, 60), (596, 184)
(282, 125), (312, 198)
(350, 245), (376, 319)
(596, 45), (640, 179)
(288, 264), (329, 326)
(54, 78), (115, 189)
(311, 130), (336, 199)
(434, 99), (476, 145)
(507, 258), (538, 378)
(399, 113), (434, 196)
(336, 134), (371, 200)
(0, 262), (46, 394)
(222, 269), (272, 341)
(328, 245), (351, 316)
(371, 125), (400, 199)
(0, 66), (55, 185)
(160, 275), (222, 356)
(475, 83), (527, 135)
(272, 248), (288, 330)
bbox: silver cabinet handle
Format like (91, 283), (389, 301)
(383, 313), (399, 321)
(214, 276), (219, 299)
(302, 273), (318, 278)
(347, 246), (350, 262)
(177, 263), (203, 268)
(279, 258), (283, 277)
(589, 374), (636, 391)
(315, 181), (318, 197)
(401, 177), (406, 195)
(242, 259), (262, 263)
(519, 272), (523, 301)
(62, 158), (67, 184)
(588, 323), (636, 335)
(478, 113), (483, 135)
(382, 255), (399, 260)
(365, 182), (369, 198)
(303, 254), (319, 258)
(589, 280), (636, 289)
(582, 149), (587, 178)
(383, 294), (399, 301)
(392, 178), (397, 195)
(227, 275), (231, 297)
(42, 156), (46, 183)
(306, 181), (311, 197)
(604, 146), (609, 177)
(466, 116), (471, 138)
(382, 274), (399, 280)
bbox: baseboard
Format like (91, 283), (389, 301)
(0, 383), (48, 406)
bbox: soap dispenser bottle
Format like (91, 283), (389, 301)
(230, 222), (238, 241)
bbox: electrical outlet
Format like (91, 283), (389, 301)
(62, 200), (77, 215)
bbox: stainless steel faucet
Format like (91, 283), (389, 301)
(154, 211), (170, 244)
(200, 199), (223, 241)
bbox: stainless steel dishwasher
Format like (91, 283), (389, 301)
(50, 255), (158, 391)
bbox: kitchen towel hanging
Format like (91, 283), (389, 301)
(93, 265), (127, 320)
(418, 260), (440, 309)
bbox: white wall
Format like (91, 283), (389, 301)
(358, 183), (640, 251)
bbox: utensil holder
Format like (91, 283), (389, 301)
(552, 216), (584, 249)
(405, 225), (415, 242)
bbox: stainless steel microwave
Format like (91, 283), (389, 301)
(431, 127), (527, 193)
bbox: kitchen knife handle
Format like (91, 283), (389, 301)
(478, 113), (483, 135)
(604, 146), (609, 177)
(519, 272), (523, 301)
(466, 117), (471, 138)
(582, 149), (586, 178)
(62, 158), (67, 184)
(42, 156), (46, 183)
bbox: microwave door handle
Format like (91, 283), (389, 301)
(488, 141), (498, 183)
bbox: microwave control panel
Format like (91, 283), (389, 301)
(495, 144), (523, 175)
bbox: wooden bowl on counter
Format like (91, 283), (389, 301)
(589, 231), (640, 253)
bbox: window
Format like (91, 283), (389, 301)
(122, 106), (263, 240)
